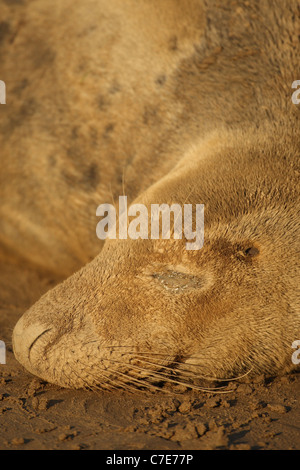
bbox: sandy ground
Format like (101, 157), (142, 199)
(0, 262), (299, 450)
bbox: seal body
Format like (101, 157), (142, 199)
(1, 0), (298, 389)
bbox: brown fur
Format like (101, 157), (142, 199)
(1, 0), (299, 389)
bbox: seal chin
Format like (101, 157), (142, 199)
(12, 315), (51, 375)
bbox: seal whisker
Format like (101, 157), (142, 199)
(92, 358), (173, 394)
(134, 355), (228, 387)
(108, 368), (168, 393)
(77, 359), (152, 394)
(135, 353), (254, 383)
(97, 348), (252, 386)
(102, 356), (231, 393)
(132, 361), (230, 393)
(99, 348), (233, 386)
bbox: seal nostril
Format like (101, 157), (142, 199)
(13, 317), (55, 375)
(28, 328), (52, 361)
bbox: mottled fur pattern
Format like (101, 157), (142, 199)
(0, 0), (299, 389)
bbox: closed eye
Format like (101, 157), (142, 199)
(151, 270), (204, 293)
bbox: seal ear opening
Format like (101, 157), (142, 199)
(237, 244), (260, 261)
(244, 246), (260, 257)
